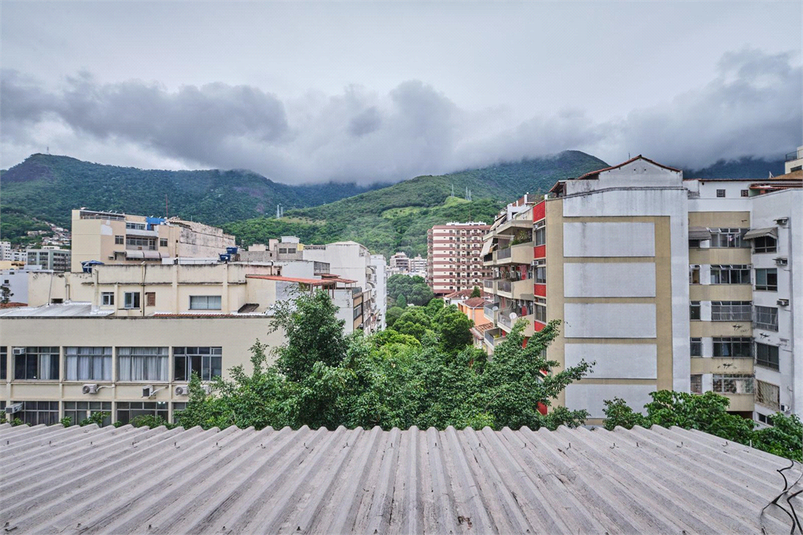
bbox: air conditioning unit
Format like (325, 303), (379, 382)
(776, 299), (790, 307)
(201, 384), (212, 395)
(142, 385), (154, 398)
(5, 403), (22, 415)
(175, 385), (189, 396)
(775, 257), (788, 266)
(82, 384), (99, 395)
(13, 348), (24, 355)
(775, 217), (789, 226)
(781, 404), (790, 413)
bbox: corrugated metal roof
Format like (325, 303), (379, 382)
(0, 423), (799, 534)
(0, 303), (114, 317)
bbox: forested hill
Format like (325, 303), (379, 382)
(224, 151), (609, 258)
(681, 157), (785, 179)
(0, 154), (381, 229)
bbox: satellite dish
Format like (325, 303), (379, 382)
(509, 312), (518, 320)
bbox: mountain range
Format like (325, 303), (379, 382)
(0, 152), (784, 257)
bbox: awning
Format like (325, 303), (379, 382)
(688, 227), (712, 240)
(142, 251), (162, 260)
(125, 250), (162, 260)
(743, 227), (777, 240)
(125, 250), (144, 259)
(480, 240), (493, 257)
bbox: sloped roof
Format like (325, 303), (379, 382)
(462, 297), (487, 308)
(1, 423), (797, 534)
(576, 155), (682, 180)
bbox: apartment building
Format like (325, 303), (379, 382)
(481, 194), (538, 354)
(480, 154), (802, 425)
(0, 261), (360, 426)
(389, 252), (410, 274)
(427, 222), (491, 295)
(70, 209), (235, 272)
(26, 247), (71, 272)
(301, 241), (386, 333)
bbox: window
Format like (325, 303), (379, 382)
(118, 347), (169, 381)
(126, 236), (156, 249)
(710, 228), (748, 248)
(126, 222), (147, 230)
(711, 301), (751, 321)
(756, 380), (780, 411)
(754, 306), (778, 331)
(713, 337), (751, 358)
(757, 412), (774, 426)
(534, 221), (545, 247)
(689, 265), (700, 284)
(124, 292), (141, 309)
(174, 347), (222, 381)
(712, 374), (753, 394)
(63, 401), (111, 427)
(690, 338), (702, 357)
(101, 292), (114, 306)
(535, 297), (546, 324)
(753, 236), (777, 254)
(145, 292), (156, 307)
(159, 238), (168, 247)
(755, 343), (779, 370)
(535, 260), (546, 284)
(115, 235), (124, 245)
(189, 295), (221, 310)
(172, 402), (187, 423)
(690, 301), (701, 320)
(710, 265), (751, 284)
(716, 189), (726, 198)
(690, 375), (702, 394)
(741, 189), (749, 197)
(0, 347), (6, 380)
(66, 347), (112, 381)
(755, 268), (777, 291)
(14, 347), (59, 380)
(13, 401), (59, 425)
(116, 401), (168, 425)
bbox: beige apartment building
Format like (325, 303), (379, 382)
(480, 155), (802, 425)
(1, 260), (361, 426)
(70, 209), (235, 272)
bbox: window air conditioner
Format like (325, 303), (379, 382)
(142, 385), (154, 398)
(777, 299), (790, 307)
(82, 384), (99, 395)
(775, 217), (789, 226)
(175, 385), (190, 396)
(5, 403), (22, 415)
(13, 347), (24, 355)
(781, 404), (790, 413)
(775, 258), (788, 266)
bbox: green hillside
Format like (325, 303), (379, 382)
(681, 157), (785, 179)
(224, 151), (609, 257)
(0, 153), (379, 231)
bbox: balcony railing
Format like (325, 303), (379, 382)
(497, 247), (512, 260)
(484, 330), (503, 347)
(483, 279), (494, 289)
(484, 303), (499, 322)
(497, 280), (512, 293)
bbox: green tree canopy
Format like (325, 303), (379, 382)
(470, 286), (482, 298)
(178, 290), (592, 433)
(387, 274), (434, 307)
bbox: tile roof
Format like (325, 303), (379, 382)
(462, 297), (487, 308)
(472, 321), (495, 334)
(576, 155), (682, 180)
(1, 423), (798, 534)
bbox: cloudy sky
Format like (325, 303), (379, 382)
(2, 1), (801, 184)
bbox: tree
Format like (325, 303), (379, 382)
(387, 274), (434, 307)
(395, 293), (407, 309)
(391, 307), (433, 342)
(385, 306), (405, 329)
(603, 391), (802, 461)
(435, 307), (473, 354)
(272, 289), (348, 381)
(470, 286), (481, 298)
(1, 284), (13, 305)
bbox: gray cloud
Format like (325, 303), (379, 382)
(1, 48), (800, 184)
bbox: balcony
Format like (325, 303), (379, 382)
(484, 303), (499, 323)
(484, 328), (504, 349)
(498, 311), (535, 336)
(483, 279), (494, 289)
(494, 243), (533, 265)
(511, 279), (534, 300)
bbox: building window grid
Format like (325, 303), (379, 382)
(63, 401), (112, 427)
(13, 401), (59, 426)
(116, 401), (168, 425)
(712, 337), (751, 358)
(753, 236), (777, 254)
(174, 347), (222, 382)
(712, 374), (754, 395)
(711, 301), (752, 321)
(0, 347), (6, 381)
(690, 338), (702, 357)
(101, 292), (114, 306)
(14, 347), (59, 380)
(65, 347), (112, 381)
(755, 268), (778, 291)
(189, 295), (222, 310)
(756, 380), (780, 412)
(710, 265), (751, 285)
(755, 343), (780, 371)
(690, 375), (702, 394)
(690, 301), (701, 320)
(118, 347), (169, 382)
(709, 228), (748, 248)
(754, 306), (778, 331)
(124, 292), (141, 309)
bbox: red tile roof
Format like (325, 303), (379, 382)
(462, 297), (487, 308)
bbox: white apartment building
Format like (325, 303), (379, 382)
(427, 222), (491, 295)
(302, 241), (386, 333)
(26, 247), (71, 272)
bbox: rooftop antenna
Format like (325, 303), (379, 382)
(768, 171), (774, 179)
